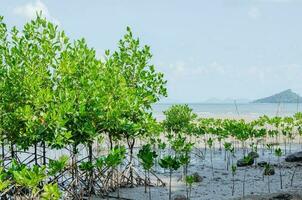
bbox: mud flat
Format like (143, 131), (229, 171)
(232, 191), (302, 200)
(100, 144), (302, 200)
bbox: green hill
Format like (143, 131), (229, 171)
(253, 89), (302, 103)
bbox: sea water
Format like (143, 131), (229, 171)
(152, 103), (302, 120)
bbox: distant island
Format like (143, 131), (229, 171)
(253, 89), (302, 103)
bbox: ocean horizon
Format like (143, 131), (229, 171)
(152, 102), (302, 120)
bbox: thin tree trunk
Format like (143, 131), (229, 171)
(10, 142), (14, 159)
(232, 173), (235, 196)
(186, 179), (188, 199)
(108, 134), (115, 190)
(243, 167), (247, 198)
(148, 170), (151, 200)
(34, 143), (37, 165)
(219, 140), (222, 152)
(280, 167), (283, 189)
(42, 141), (46, 165)
(72, 143), (78, 194)
(290, 167), (297, 187)
(169, 169), (172, 200)
(127, 137), (135, 188)
(117, 167), (120, 199)
(145, 169), (147, 193)
(1, 142), (4, 166)
(109, 134), (113, 150)
(210, 148), (214, 178)
(204, 136), (207, 156)
(227, 155), (229, 171)
(267, 175), (270, 193)
(284, 139), (287, 155)
(88, 142), (94, 195)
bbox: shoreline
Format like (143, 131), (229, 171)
(102, 145), (302, 200)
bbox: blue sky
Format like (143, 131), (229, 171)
(1, 0), (302, 102)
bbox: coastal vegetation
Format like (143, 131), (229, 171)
(0, 15), (302, 199)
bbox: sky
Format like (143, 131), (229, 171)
(1, 0), (302, 103)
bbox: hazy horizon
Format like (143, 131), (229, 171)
(1, 0), (302, 102)
(159, 88), (302, 103)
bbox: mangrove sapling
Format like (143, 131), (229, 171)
(185, 175), (194, 200)
(218, 137), (223, 153)
(229, 147), (236, 171)
(263, 163), (273, 193)
(156, 139), (167, 171)
(224, 142), (231, 161)
(231, 164), (237, 196)
(105, 146), (126, 198)
(120, 116), (159, 188)
(12, 165), (47, 199)
(283, 117), (294, 154)
(266, 144), (273, 164)
(262, 143), (274, 184)
(163, 104), (197, 138)
(79, 160), (94, 195)
(40, 183), (61, 200)
(48, 155), (69, 177)
(159, 155), (181, 200)
(179, 140), (194, 182)
(5, 161), (61, 199)
(207, 137), (214, 178)
(274, 148), (283, 189)
(164, 105), (196, 181)
(0, 166), (10, 196)
(235, 120), (250, 156)
(242, 155), (252, 199)
(224, 142), (232, 171)
(250, 142), (258, 167)
(179, 153), (191, 182)
(167, 131), (195, 197)
(179, 153), (192, 198)
(137, 144), (158, 200)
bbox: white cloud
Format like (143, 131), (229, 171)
(248, 6), (261, 19)
(13, 0), (60, 25)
